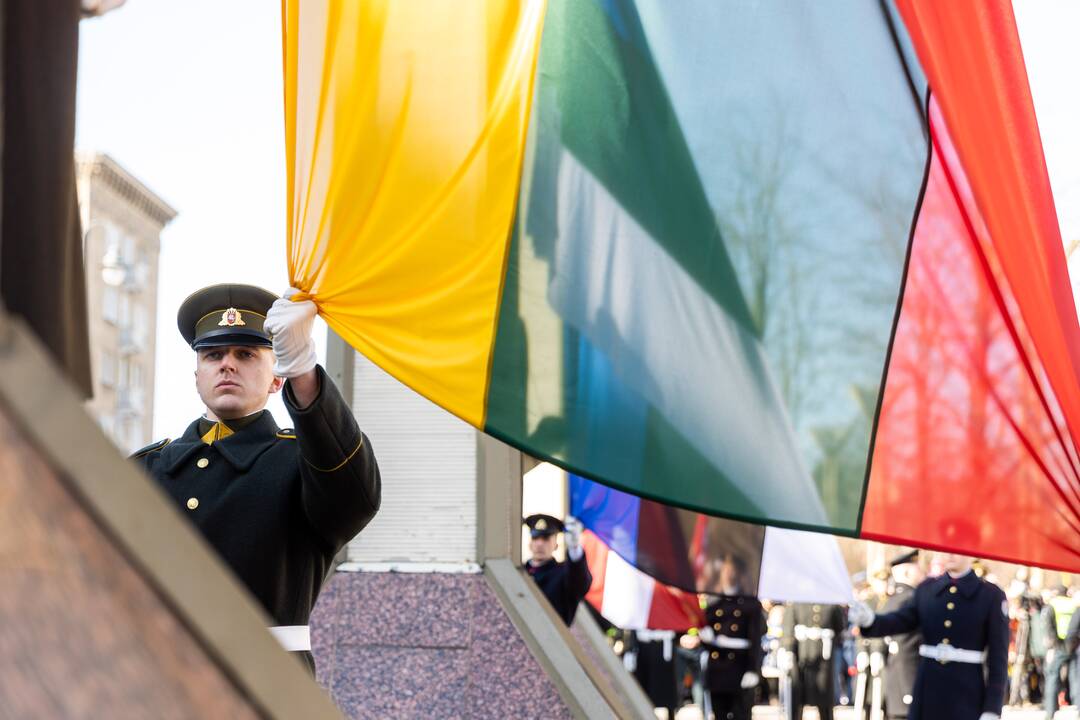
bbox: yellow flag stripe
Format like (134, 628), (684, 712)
(283, 0), (547, 427)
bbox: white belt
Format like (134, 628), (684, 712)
(794, 625), (835, 660)
(918, 643), (985, 664)
(712, 635), (752, 650)
(794, 625), (835, 641)
(270, 625), (311, 652)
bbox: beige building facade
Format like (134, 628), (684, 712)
(77, 152), (176, 453)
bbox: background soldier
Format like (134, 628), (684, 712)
(1044, 585), (1077, 718)
(881, 550), (923, 719)
(853, 569), (889, 719)
(850, 552), (1008, 720)
(132, 285), (381, 673)
(699, 554), (765, 720)
(781, 601), (846, 720)
(523, 514), (591, 625)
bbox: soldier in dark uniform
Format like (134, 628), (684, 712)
(781, 601), (846, 720)
(850, 552), (1008, 720)
(881, 550), (923, 719)
(698, 554), (764, 720)
(853, 569), (889, 718)
(523, 514), (591, 625)
(131, 285), (381, 674)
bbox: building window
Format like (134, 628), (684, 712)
(118, 357), (130, 390)
(130, 361), (143, 390)
(132, 302), (146, 347)
(103, 286), (119, 324)
(118, 293), (131, 329)
(100, 350), (115, 388)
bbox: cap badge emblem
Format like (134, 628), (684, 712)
(536, 518), (547, 530)
(218, 308), (246, 327)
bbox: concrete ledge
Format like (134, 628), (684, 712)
(485, 558), (620, 720)
(572, 609), (657, 719)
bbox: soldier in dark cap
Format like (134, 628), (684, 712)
(780, 600), (846, 720)
(524, 513), (591, 625)
(131, 284), (381, 673)
(850, 552), (1008, 720)
(698, 554), (765, 720)
(881, 550), (923, 719)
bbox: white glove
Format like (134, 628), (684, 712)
(699, 626), (717, 645)
(1046, 648), (1056, 664)
(849, 601), (876, 628)
(740, 671), (760, 689)
(870, 651), (884, 676)
(264, 288), (318, 378)
(856, 651), (869, 672)
(777, 648), (794, 673)
(564, 516), (583, 560)
(978, 714), (999, 720)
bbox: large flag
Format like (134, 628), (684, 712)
(283, 1), (1080, 571)
(572, 475), (852, 608)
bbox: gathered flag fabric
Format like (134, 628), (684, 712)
(283, 0), (1080, 571)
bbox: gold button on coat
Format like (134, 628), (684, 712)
(714, 623), (721, 631)
(944, 620), (952, 628)
(949, 586), (957, 594)
(186, 497), (199, 510)
(947, 602), (955, 610)
(197, 458), (209, 469)
(734, 610), (742, 618)
(711, 651), (718, 659)
(942, 638), (950, 645)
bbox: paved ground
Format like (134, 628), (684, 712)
(668, 704), (1079, 719)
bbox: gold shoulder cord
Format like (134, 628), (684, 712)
(132, 438), (172, 459)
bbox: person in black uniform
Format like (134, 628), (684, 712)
(131, 284), (381, 674)
(524, 513), (591, 625)
(878, 550), (923, 719)
(698, 554), (764, 720)
(780, 601), (846, 720)
(850, 552), (1008, 720)
(853, 569), (889, 718)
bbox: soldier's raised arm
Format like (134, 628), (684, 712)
(267, 291), (382, 551)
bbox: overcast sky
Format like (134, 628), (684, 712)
(74, 0), (1080, 439)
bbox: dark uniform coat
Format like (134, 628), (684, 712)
(703, 594), (765, 720)
(132, 367), (380, 670)
(880, 583), (921, 719)
(526, 552), (591, 625)
(856, 593), (888, 712)
(863, 570), (1008, 720)
(783, 603), (846, 720)
(703, 595), (765, 692)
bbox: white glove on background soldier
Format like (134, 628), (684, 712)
(698, 626), (717, 645)
(869, 651), (884, 676)
(740, 671), (760, 689)
(264, 288), (318, 378)
(564, 516), (584, 561)
(978, 714), (999, 720)
(777, 648), (794, 673)
(849, 600), (876, 629)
